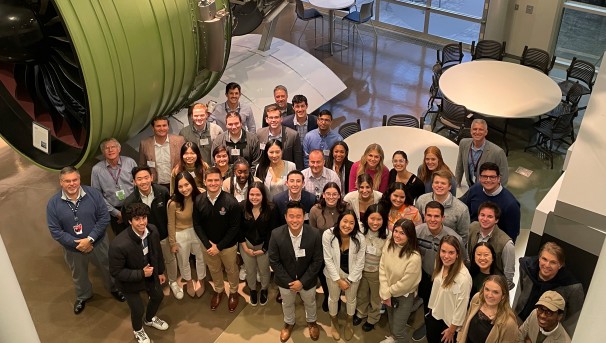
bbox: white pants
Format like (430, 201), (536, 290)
(326, 269), (359, 316)
(174, 228), (206, 281)
(279, 286), (317, 325)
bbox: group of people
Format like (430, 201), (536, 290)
(46, 84), (585, 343)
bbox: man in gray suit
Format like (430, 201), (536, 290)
(455, 119), (509, 187)
(256, 105), (304, 170)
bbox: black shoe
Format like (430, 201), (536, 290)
(259, 289), (268, 306)
(111, 290), (126, 302)
(249, 290), (258, 306)
(74, 299), (88, 314)
(322, 296), (329, 312)
(362, 322), (375, 332)
(412, 325), (426, 341)
(352, 315), (364, 326)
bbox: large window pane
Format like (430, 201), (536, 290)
(428, 12), (480, 43)
(379, 0), (426, 31)
(432, 0), (484, 17)
(555, 7), (606, 66)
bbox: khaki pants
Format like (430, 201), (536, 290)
(159, 237), (178, 282)
(356, 270), (382, 324)
(326, 269), (360, 316)
(203, 244), (239, 294)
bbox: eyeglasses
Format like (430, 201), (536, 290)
(324, 192), (340, 198)
(536, 306), (557, 317)
(479, 175), (499, 181)
(104, 146), (119, 151)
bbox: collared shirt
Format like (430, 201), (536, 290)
(301, 167), (341, 199)
(139, 188), (155, 208)
(233, 182), (248, 202)
(133, 227), (151, 265)
(154, 136), (171, 185)
(268, 127), (283, 142)
(416, 223), (462, 275)
(483, 184), (503, 196)
(303, 129), (344, 167)
(91, 156), (137, 216)
(229, 129), (244, 144)
(288, 227), (303, 259)
(468, 140), (486, 184)
(207, 190), (221, 205)
(294, 115), (309, 147)
(61, 187), (87, 204)
(210, 101), (256, 132)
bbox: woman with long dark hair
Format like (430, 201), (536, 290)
(426, 236), (472, 343)
(379, 182), (422, 229)
(379, 219), (422, 343)
(353, 204), (390, 332)
(168, 172), (206, 298)
(388, 150), (425, 201)
(469, 242), (501, 296)
(325, 141), (354, 195)
(212, 145), (231, 180)
(255, 139), (296, 200)
(343, 174), (382, 227)
(457, 275), (518, 343)
(323, 209), (366, 341)
(170, 141), (207, 194)
(239, 181), (278, 306)
(222, 157), (260, 202)
(309, 182), (349, 231)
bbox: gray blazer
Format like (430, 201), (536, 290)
(256, 126), (304, 170)
(455, 138), (509, 187)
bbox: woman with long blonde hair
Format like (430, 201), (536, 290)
(417, 146), (457, 195)
(348, 143), (390, 193)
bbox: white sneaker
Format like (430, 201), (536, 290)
(379, 336), (395, 343)
(239, 267), (247, 281)
(169, 281), (184, 300)
(144, 316), (169, 331)
(133, 329), (150, 343)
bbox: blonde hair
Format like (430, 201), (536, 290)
(418, 146), (452, 183)
(478, 275), (517, 325)
(356, 144), (385, 191)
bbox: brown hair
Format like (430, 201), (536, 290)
(539, 242), (566, 266)
(388, 219), (419, 258)
(418, 146), (452, 183)
(432, 236), (464, 288)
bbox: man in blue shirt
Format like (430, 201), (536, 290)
(303, 110), (343, 167)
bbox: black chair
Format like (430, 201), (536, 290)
(436, 42), (463, 70)
(338, 119), (361, 139)
(525, 110), (577, 169)
(382, 114), (420, 128)
(520, 46), (555, 74)
(471, 40), (506, 61)
(558, 57), (595, 98)
(433, 98), (471, 139)
(546, 82), (584, 119)
(290, 0), (324, 45)
(342, 0), (377, 45)
(427, 62), (443, 109)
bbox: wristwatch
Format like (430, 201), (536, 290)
(87, 236), (94, 244)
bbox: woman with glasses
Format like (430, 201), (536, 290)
(325, 141), (354, 195)
(379, 182), (422, 230)
(323, 210), (366, 341)
(417, 146), (457, 196)
(379, 219), (422, 343)
(349, 143), (390, 193)
(388, 150), (425, 201)
(170, 142), (208, 195)
(426, 236), (472, 343)
(255, 139), (296, 201)
(457, 275), (517, 343)
(168, 172), (206, 298)
(343, 174), (382, 227)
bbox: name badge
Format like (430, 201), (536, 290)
(143, 246), (149, 255)
(231, 149), (240, 156)
(366, 245), (377, 255)
(295, 248), (306, 258)
(73, 223), (83, 235)
(304, 213), (309, 221)
(219, 207), (226, 215)
(199, 138), (209, 146)
(260, 143), (266, 150)
(323, 149), (330, 157)
(115, 189), (125, 201)
(147, 161), (156, 168)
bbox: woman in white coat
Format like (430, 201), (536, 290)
(323, 209), (366, 341)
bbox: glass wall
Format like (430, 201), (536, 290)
(555, 1), (606, 66)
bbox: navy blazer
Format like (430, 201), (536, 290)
(268, 224), (323, 290)
(282, 114), (318, 133)
(273, 190), (317, 225)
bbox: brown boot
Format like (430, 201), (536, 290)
(330, 316), (340, 340)
(280, 323), (294, 342)
(344, 315), (354, 341)
(308, 321), (320, 341)
(186, 280), (196, 298)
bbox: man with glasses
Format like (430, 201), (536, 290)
(513, 242), (585, 336)
(256, 105), (304, 169)
(91, 138), (137, 235)
(413, 201), (465, 341)
(518, 291), (571, 343)
(463, 162), (521, 242)
(455, 119), (509, 188)
(301, 150), (341, 201)
(302, 110), (343, 168)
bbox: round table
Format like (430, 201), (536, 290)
(439, 60), (562, 154)
(309, 0), (354, 55)
(343, 126), (458, 171)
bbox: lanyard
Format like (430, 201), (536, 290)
(65, 198), (82, 223)
(107, 159), (122, 187)
(468, 145), (484, 176)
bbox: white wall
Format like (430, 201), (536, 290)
(505, 0), (564, 56)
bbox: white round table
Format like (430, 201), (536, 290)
(439, 60), (562, 154)
(309, 0), (354, 55)
(343, 126), (458, 171)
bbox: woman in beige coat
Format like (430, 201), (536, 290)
(457, 275), (518, 343)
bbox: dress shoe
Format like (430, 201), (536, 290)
(111, 290), (126, 302)
(195, 280), (205, 298)
(307, 321), (320, 341)
(186, 280), (196, 298)
(352, 314), (364, 326)
(362, 322), (375, 332)
(73, 299), (89, 314)
(276, 292), (282, 303)
(259, 289), (268, 306)
(249, 290), (258, 306)
(210, 291), (224, 311)
(228, 293), (239, 312)
(280, 323), (294, 342)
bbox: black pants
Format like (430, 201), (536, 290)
(318, 261), (330, 303)
(425, 312), (456, 343)
(418, 270), (432, 315)
(110, 208), (127, 236)
(124, 278), (164, 331)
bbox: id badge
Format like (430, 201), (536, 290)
(147, 161), (156, 168)
(199, 138), (209, 146)
(323, 149), (330, 157)
(295, 248), (306, 258)
(73, 223), (83, 235)
(260, 143), (266, 150)
(115, 189), (125, 201)
(231, 149), (240, 156)
(366, 245), (377, 255)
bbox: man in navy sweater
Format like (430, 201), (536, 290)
(46, 166), (125, 315)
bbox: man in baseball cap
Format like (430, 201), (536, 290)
(518, 290), (571, 343)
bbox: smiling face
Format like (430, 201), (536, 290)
(226, 87), (241, 106)
(266, 110), (282, 130)
(339, 214), (356, 237)
(286, 173), (304, 195)
(60, 172), (81, 198)
(358, 181), (372, 199)
(234, 164), (250, 185)
(536, 306), (561, 332)
(332, 144), (346, 164)
(308, 151), (325, 176)
(130, 215), (148, 235)
(365, 149), (381, 169)
(392, 226), (408, 246)
(182, 147), (197, 166)
(248, 187), (263, 207)
(432, 175), (451, 197)
(475, 245), (494, 273)
(267, 144), (283, 164)
(102, 140), (121, 162)
(152, 119), (169, 139)
(204, 172), (222, 194)
(478, 207), (498, 231)
(323, 187), (340, 207)
(390, 189), (406, 209)
(192, 106), (208, 127)
(226, 115), (242, 136)
(479, 169), (500, 193)
(134, 170), (153, 194)
(424, 153), (439, 171)
(392, 153), (407, 172)
(177, 176), (194, 197)
(367, 212), (383, 232)
(274, 89), (288, 109)
(424, 207), (444, 232)
(538, 251), (562, 281)
(293, 101), (308, 119)
(471, 121), (488, 145)
(286, 207), (304, 232)
(482, 280), (503, 307)
(440, 242), (458, 267)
